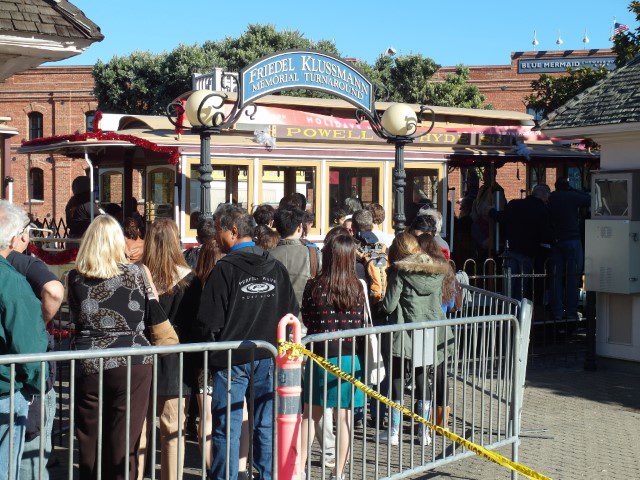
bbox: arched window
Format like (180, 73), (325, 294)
(29, 168), (44, 201)
(28, 112), (43, 140)
(85, 111), (96, 132)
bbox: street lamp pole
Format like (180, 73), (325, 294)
(358, 103), (435, 233)
(197, 130), (213, 219)
(166, 88), (256, 220)
(392, 140), (409, 234)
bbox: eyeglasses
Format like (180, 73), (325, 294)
(16, 219), (31, 238)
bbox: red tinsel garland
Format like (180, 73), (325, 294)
(27, 243), (78, 265)
(22, 131), (180, 166)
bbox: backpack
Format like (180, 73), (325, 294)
(357, 242), (388, 304)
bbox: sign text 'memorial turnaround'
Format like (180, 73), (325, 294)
(240, 51), (375, 117)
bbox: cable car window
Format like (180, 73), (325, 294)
(261, 165), (316, 213)
(148, 169), (174, 221)
(329, 167), (379, 222)
(405, 168), (439, 225)
(188, 164), (248, 229)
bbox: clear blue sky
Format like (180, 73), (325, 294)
(56, 0), (636, 67)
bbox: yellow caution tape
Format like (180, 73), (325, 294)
(279, 341), (551, 480)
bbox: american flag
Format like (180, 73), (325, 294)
(613, 22), (630, 36)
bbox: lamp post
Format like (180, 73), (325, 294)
(166, 89), (256, 220)
(358, 103), (435, 234)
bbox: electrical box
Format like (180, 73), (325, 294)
(585, 220), (640, 294)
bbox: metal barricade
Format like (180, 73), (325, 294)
(0, 341), (279, 480)
(298, 290), (533, 479)
(461, 256), (586, 362)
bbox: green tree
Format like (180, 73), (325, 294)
(93, 24), (489, 114)
(613, 1), (640, 67)
(525, 67), (608, 118)
(423, 66), (490, 108)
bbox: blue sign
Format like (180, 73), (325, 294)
(240, 50), (375, 116)
(517, 56), (616, 74)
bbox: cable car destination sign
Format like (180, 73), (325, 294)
(239, 50), (375, 117)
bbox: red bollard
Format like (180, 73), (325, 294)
(276, 314), (303, 480)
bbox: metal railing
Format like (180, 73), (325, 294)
(460, 255), (587, 361)
(0, 341), (279, 480)
(299, 289), (532, 479)
(1, 286), (534, 480)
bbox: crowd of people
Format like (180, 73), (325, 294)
(0, 192), (461, 480)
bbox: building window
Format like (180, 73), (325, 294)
(28, 112), (43, 140)
(86, 111), (96, 132)
(29, 168), (44, 201)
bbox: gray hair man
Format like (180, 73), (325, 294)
(417, 207), (450, 252)
(0, 201), (49, 476)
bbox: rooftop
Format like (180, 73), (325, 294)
(540, 55), (640, 134)
(0, 0), (103, 40)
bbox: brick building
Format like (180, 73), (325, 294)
(0, 65), (97, 222)
(0, 0), (103, 226)
(437, 48), (616, 113)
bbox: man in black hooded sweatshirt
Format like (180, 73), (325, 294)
(196, 203), (298, 480)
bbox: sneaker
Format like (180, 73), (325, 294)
(324, 454), (336, 469)
(378, 429), (399, 446)
(330, 475), (345, 480)
(419, 428), (432, 446)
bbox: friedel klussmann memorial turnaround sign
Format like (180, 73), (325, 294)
(240, 50), (375, 117)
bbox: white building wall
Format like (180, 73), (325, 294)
(593, 131), (640, 361)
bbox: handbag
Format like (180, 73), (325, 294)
(359, 280), (386, 385)
(139, 266), (180, 347)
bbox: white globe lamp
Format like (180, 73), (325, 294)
(381, 103), (418, 136)
(185, 90), (225, 128)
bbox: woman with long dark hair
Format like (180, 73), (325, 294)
(299, 234), (365, 480)
(137, 218), (199, 480)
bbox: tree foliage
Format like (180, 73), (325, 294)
(613, 1), (640, 67)
(93, 24), (489, 114)
(525, 67), (609, 118)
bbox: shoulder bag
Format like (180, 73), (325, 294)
(139, 266), (180, 347)
(359, 279), (386, 385)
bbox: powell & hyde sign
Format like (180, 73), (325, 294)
(239, 51), (375, 117)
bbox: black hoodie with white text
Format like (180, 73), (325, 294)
(195, 245), (299, 366)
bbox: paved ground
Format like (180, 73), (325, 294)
(47, 356), (640, 479)
(422, 357), (640, 480)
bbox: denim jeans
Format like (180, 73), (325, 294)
(551, 239), (584, 319)
(209, 358), (274, 480)
(20, 388), (57, 480)
(0, 390), (29, 480)
(505, 252), (534, 301)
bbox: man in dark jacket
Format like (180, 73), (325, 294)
(492, 184), (553, 300)
(548, 178), (590, 320)
(196, 204), (298, 480)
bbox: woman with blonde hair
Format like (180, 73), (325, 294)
(67, 215), (155, 480)
(137, 218), (199, 480)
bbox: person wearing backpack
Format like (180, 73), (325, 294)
(352, 209), (388, 305)
(270, 206), (321, 305)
